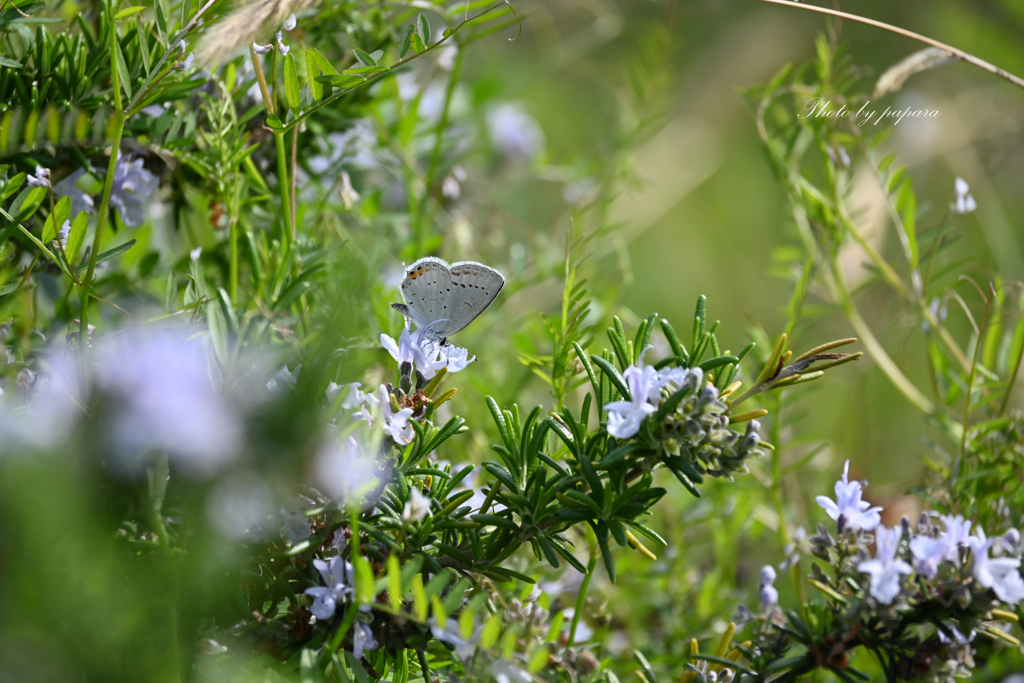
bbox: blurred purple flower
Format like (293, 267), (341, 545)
(486, 103), (544, 161)
(94, 331), (243, 474)
(352, 622), (378, 658)
(53, 169), (95, 216)
(109, 154), (159, 227)
(313, 434), (386, 506)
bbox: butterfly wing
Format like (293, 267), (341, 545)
(444, 261), (505, 335)
(395, 257), (455, 336)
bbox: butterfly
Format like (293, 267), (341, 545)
(391, 257), (505, 343)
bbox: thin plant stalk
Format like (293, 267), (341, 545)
(566, 525), (597, 652)
(81, 7), (127, 388)
(416, 42), (464, 251)
(753, 0), (1024, 91)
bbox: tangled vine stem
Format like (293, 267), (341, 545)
(753, 0), (1024, 91)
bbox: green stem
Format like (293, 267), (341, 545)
(280, 2), (508, 136)
(274, 131), (294, 247)
(329, 511), (363, 653)
(767, 393), (807, 618)
(566, 525), (598, 653)
(229, 173), (240, 302)
(415, 44), (464, 251)
(81, 7), (126, 385)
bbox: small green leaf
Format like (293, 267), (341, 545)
(164, 270), (176, 311)
(282, 53), (300, 110)
(64, 210), (88, 263)
(417, 13), (431, 46)
(75, 239), (136, 272)
(155, 2), (168, 46)
(180, 0), (191, 30)
(0, 282), (20, 297)
(52, 195), (70, 231)
(41, 212), (57, 243)
(305, 48), (322, 101)
(1, 173), (26, 202)
(11, 185), (47, 222)
(0, 57), (22, 69)
(398, 24), (414, 58)
(352, 47), (377, 66)
(409, 32), (426, 55)
(341, 65), (388, 76)
(264, 114), (284, 130)
(114, 38), (133, 101)
(315, 74), (363, 89)
(528, 646), (549, 673)
(113, 6), (145, 19)
(591, 355), (630, 400)
(480, 614), (501, 649)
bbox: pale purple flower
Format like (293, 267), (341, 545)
(490, 659), (531, 683)
(109, 154), (159, 227)
(57, 220), (71, 249)
(815, 460), (882, 532)
(969, 529), (1024, 604)
(282, 13), (296, 30)
(937, 622), (975, 645)
(379, 385), (414, 445)
(487, 103), (544, 161)
(53, 169), (95, 216)
(253, 42), (273, 55)
(759, 564), (778, 610)
(910, 535), (949, 579)
(205, 474), (274, 540)
(313, 435), (385, 505)
(352, 621), (378, 658)
(26, 166), (50, 187)
(857, 525), (912, 604)
(266, 364), (300, 393)
(94, 331), (243, 474)
(381, 323), (447, 379)
(181, 53), (195, 70)
(276, 31), (289, 55)
(339, 382), (368, 408)
(403, 487), (431, 521)
(190, 247), (203, 262)
(282, 511), (311, 543)
(603, 356), (698, 439)
(952, 177), (976, 214)
(430, 618), (478, 660)
(0, 356), (80, 453)
(437, 343), (475, 373)
(305, 556), (355, 620)
(939, 513), (972, 551)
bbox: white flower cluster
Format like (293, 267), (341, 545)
(816, 460), (1024, 606)
(602, 352), (700, 439)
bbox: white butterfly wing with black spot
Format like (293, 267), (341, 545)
(394, 257), (455, 334)
(444, 261), (505, 335)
